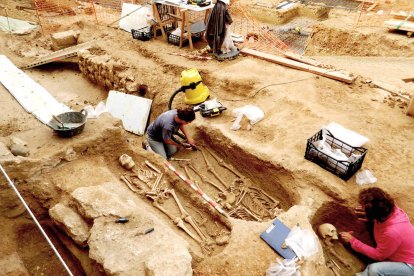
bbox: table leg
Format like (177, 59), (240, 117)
(185, 12), (193, 50)
(153, 3), (167, 41)
(180, 10), (185, 48)
(204, 9), (211, 24)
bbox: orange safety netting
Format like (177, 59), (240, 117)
(32, 0), (291, 55)
(229, 0), (290, 54)
(353, 0), (412, 27)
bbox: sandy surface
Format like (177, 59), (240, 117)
(1, 0), (414, 275)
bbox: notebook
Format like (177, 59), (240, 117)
(260, 219), (297, 259)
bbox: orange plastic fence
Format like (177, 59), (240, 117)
(32, 0), (290, 54)
(230, 1), (290, 54)
(354, 0), (412, 27)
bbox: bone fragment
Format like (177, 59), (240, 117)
(170, 158), (191, 161)
(145, 160), (161, 174)
(152, 173), (163, 192)
(184, 166), (201, 189)
(240, 205), (262, 222)
(184, 215), (207, 241)
(235, 188), (247, 206)
(200, 149), (228, 188)
(249, 186), (279, 205)
(206, 148), (242, 178)
(153, 201), (175, 220)
(176, 218), (203, 243)
(120, 175), (140, 193)
(327, 263), (340, 276)
(169, 189), (188, 218)
(330, 258), (341, 270)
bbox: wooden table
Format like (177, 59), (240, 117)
(152, 0), (214, 49)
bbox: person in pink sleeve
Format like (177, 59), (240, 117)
(340, 187), (414, 276)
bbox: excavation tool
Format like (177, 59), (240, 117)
(164, 161), (228, 217)
(172, 131), (198, 151)
(136, 227), (155, 236)
(115, 217), (129, 223)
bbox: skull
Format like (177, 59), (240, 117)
(318, 223), (338, 240)
(119, 154), (135, 170)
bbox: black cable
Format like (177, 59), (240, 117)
(210, 75), (316, 102)
(168, 88), (184, 110)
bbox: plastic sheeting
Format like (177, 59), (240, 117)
(0, 55), (71, 124)
(119, 3), (153, 33)
(0, 16), (37, 34)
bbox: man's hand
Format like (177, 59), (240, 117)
(186, 138), (195, 146)
(339, 231), (354, 243)
(181, 142), (194, 150)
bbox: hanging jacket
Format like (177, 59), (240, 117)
(205, 0), (233, 54)
(350, 206), (414, 265)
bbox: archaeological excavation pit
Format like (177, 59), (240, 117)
(2, 0), (414, 273)
(311, 201), (375, 275)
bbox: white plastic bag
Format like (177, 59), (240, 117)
(356, 169), (377, 185)
(267, 258), (301, 276)
(284, 226), (318, 259)
(83, 101), (108, 119)
(204, 98), (222, 110)
(221, 24), (236, 54)
(231, 105), (264, 131)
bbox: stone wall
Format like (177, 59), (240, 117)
(78, 49), (140, 93)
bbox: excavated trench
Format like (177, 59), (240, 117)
(311, 201), (372, 275)
(1, 113), (303, 274)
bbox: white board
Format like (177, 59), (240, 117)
(119, 3), (153, 33)
(0, 55), (71, 124)
(106, 90), (152, 136)
(324, 122), (369, 147)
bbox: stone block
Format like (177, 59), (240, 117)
(51, 30), (80, 51)
(49, 203), (90, 247)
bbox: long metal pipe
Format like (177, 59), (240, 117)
(0, 164), (74, 276)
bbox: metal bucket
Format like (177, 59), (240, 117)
(49, 109), (88, 138)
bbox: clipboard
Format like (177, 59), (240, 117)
(260, 219), (297, 259)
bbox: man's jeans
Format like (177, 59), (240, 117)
(147, 136), (177, 159)
(361, 262), (414, 276)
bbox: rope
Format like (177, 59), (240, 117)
(0, 164), (74, 276)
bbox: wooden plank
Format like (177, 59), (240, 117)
(407, 97), (414, 117)
(384, 19), (414, 32)
(21, 41), (94, 69)
(240, 48), (355, 84)
(370, 80), (410, 101)
(366, 2), (377, 11)
(390, 11), (414, 22)
(402, 77), (414, 83)
(284, 51), (322, 67)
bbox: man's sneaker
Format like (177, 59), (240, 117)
(142, 140), (152, 151)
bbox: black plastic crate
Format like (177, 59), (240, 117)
(131, 27), (152, 41)
(304, 129), (367, 180)
(192, 31), (203, 42)
(168, 33), (188, 46)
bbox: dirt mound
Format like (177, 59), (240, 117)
(306, 24), (414, 57)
